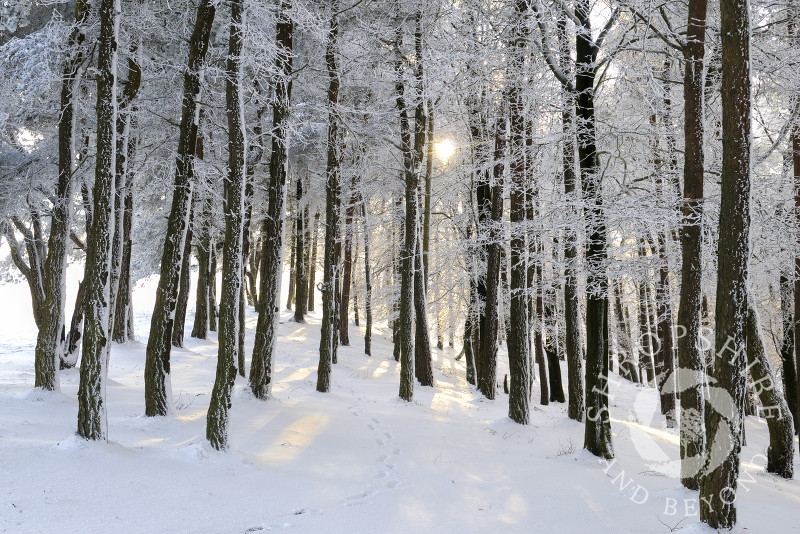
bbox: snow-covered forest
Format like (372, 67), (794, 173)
(1, 0), (800, 531)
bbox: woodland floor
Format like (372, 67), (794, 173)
(1, 267), (800, 533)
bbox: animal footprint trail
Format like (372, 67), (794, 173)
(344, 411), (402, 505)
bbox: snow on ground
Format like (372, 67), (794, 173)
(2, 266), (800, 533)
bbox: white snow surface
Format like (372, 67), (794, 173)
(1, 266), (800, 533)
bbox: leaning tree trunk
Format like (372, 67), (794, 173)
(144, 0), (215, 416)
(34, 0), (90, 390)
(699, 0), (751, 525)
(76, 0), (117, 440)
(744, 295), (794, 478)
(250, 0), (293, 399)
(206, 0), (245, 450)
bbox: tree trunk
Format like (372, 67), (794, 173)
(191, 125), (212, 340)
(613, 281), (638, 383)
(576, 0), (612, 459)
(678, 0), (708, 491)
(113, 119), (136, 344)
(423, 105), (434, 284)
(392, 195), (403, 362)
(362, 202), (373, 356)
(34, 0), (90, 390)
(780, 274), (800, 432)
(63, 278), (86, 367)
(653, 231), (676, 426)
(507, 0), (531, 423)
(699, 0), (751, 524)
(145, 0), (215, 416)
(286, 217), (296, 310)
(479, 120), (503, 400)
(293, 177), (308, 322)
(250, 0), (293, 399)
(637, 267), (656, 387)
(535, 245), (549, 406)
(744, 295), (794, 477)
(172, 207), (194, 348)
(316, 6), (339, 394)
(339, 188), (358, 345)
(396, 9), (427, 402)
(209, 242), (218, 331)
(76, 0), (117, 440)
(206, 0), (245, 450)
(307, 211), (319, 312)
(558, 15), (584, 423)
(414, 219), (434, 386)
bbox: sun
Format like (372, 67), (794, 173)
(434, 139), (456, 163)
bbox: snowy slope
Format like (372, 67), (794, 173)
(1, 269), (800, 533)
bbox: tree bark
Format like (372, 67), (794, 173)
(191, 119), (212, 340)
(557, 14), (584, 423)
(780, 274), (800, 433)
(507, 0), (531, 424)
(113, 117), (137, 344)
(678, 0), (708, 491)
(575, 0), (613, 459)
(307, 211), (319, 312)
(699, 0), (751, 524)
(250, 0), (293, 399)
(316, 6), (339, 394)
(172, 206), (194, 348)
(414, 216), (434, 386)
(744, 295), (794, 478)
(339, 188), (358, 344)
(362, 202), (373, 356)
(293, 177), (308, 322)
(76, 0), (118, 440)
(34, 0), (90, 390)
(144, 0), (215, 416)
(206, 0), (245, 450)
(479, 119), (503, 400)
